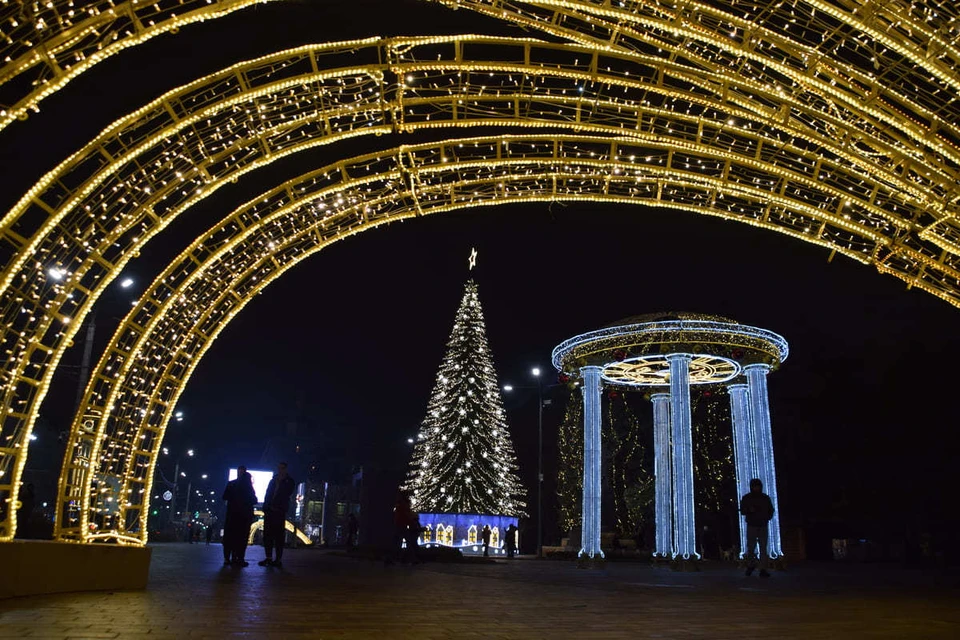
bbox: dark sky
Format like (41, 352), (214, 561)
(6, 0), (959, 548)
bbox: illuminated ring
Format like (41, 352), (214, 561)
(601, 354), (740, 387)
(552, 316), (789, 377)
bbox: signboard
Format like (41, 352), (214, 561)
(227, 468), (273, 503)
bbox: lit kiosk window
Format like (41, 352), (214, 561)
(553, 313), (788, 566)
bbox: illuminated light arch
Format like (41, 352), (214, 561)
(0, 2), (954, 536)
(52, 132), (927, 542)
(245, 510), (313, 546)
(5, 36), (956, 540)
(439, 1), (960, 171)
(0, 0), (278, 132)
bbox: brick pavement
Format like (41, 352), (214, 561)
(1, 543), (958, 639)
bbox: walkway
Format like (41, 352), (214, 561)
(1, 544), (958, 639)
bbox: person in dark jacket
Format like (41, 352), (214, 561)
(259, 462), (295, 567)
(739, 478), (775, 577)
(481, 524), (492, 557)
(505, 523), (518, 558)
(222, 467), (257, 566)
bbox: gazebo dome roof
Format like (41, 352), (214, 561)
(603, 312), (737, 328)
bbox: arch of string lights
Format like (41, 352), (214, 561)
(0, 0), (956, 540)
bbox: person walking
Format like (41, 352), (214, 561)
(222, 467), (257, 566)
(259, 462), (295, 567)
(346, 512), (358, 550)
(505, 523), (518, 558)
(205, 524), (213, 545)
(388, 491), (412, 565)
(740, 478), (775, 578)
(481, 524), (492, 557)
(404, 511), (421, 564)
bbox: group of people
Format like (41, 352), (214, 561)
(221, 462), (295, 567)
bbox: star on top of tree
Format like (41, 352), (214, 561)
(468, 248), (478, 271)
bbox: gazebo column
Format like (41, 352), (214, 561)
(667, 354), (698, 559)
(728, 383), (755, 559)
(651, 392), (674, 558)
(579, 365), (604, 559)
(744, 364), (783, 558)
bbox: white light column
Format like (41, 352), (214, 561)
(651, 392), (674, 558)
(744, 364), (782, 558)
(667, 354), (698, 559)
(579, 365), (604, 559)
(728, 383), (755, 559)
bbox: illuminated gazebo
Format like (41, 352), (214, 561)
(552, 313), (789, 561)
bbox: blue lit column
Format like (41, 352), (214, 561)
(744, 364), (782, 558)
(579, 365), (604, 559)
(667, 354), (698, 559)
(651, 393), (674, 558)
(728, 383), (755, 559)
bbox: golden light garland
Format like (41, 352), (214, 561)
(0, 0), (277, 132)
(50, 132), (935, 542)
(0, 1), (955, 540)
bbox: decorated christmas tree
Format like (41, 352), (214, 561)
(404, 279), (526, 520)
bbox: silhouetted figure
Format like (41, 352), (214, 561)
(205, 525), (213, 545)
(388, 491), (412, 564)
(481, 524), (492, 557)
(346, 512), (358, 549)
(259, 462), (295, 567)
(404, 511), (421, 564)
(15, 483), (35, 539)
(222, 467), (257, 567)
(505, 523), (518, 558)
(740, 478), (775, 578)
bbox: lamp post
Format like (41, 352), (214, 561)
(71, 275), (137, 412)
(160, 446), (194, 524)
(505, 366), (545, 558)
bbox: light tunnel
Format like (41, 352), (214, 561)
(0, 0), (957, 540)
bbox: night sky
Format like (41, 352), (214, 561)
(5, 0), (958, 552)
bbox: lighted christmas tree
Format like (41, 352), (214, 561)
(404, 279), (526, 517)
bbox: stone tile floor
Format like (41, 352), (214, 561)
(1, 543), (958, 639)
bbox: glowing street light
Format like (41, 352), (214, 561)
(532, 367), (541, 377)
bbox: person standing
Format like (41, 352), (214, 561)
(481, 524), (492, 557)
(740, 478), (775, 578)
(222, 467), (257, 566)
(388, 491), (412, 564)
(505, 523), (518, 558)
(346, 512), (359, 550)
(205, 524), (213, 545)
(259, 462), (295, 567)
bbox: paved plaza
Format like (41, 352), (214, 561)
(1, 544), (957, 639)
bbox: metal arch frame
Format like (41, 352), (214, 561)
(434, 1), (960, 174)
(55, 132), (842, 542)
(0, 0), (953, 536)
(5, 35), (957, 540)
(0, 0), (279, 132)
(2, 0), (956, 158)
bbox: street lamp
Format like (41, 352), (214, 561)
(504, 366), (547, 558)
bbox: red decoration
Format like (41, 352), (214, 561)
(613, 349), (627, 361)
(607, 390), (619, 399)
(558, 373), (570, 384)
